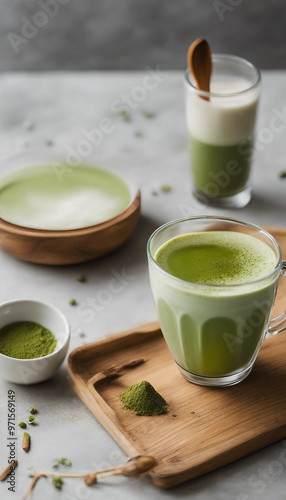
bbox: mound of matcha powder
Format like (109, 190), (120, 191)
(120, 381), (168, 416)
(0, 321), (57, 359)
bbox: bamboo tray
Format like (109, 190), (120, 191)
(68, 227), (286, 488)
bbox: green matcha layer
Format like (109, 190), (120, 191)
(190, 137), (253, 197)
(154, 231), (276, 286)
(0, 164), (131, 230)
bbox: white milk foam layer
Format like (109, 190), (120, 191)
(186, 77), (260, 146)
(19, 189), (124, 230)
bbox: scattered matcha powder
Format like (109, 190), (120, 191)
(161, 184), (171, 193)
(77, 274), (86, 282)
(79, 333), (86, 338)
(22, 120), (35, 131)
(29, 416), (36, 425)
(120, 381), (168, 416)
(134, 129), (143, 138)
(60, 458), (71, 467)
(52, 476), (64, 490)
(118, 109), (131, 122)
(0, 321), (57, 360)
(45, 139), (53, 146)
(69, 298), (77, 306)
(53, 458), (72, 468)
(141, 110), (156, 119)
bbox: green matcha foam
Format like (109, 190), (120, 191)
(154, 231), (277, 286)
(0, 164), (131, 231)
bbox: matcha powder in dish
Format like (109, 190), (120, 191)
(0, 321), (57, 359)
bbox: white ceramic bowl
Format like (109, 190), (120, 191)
(0, 299), (70, 384)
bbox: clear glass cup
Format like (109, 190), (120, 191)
(185, 55), (261, 208)
(147, 216), (286, 387)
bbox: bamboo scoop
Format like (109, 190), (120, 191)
(22, 455), (157, 499)
(84, 455), (157, 485)
(187, 38), (212, 101)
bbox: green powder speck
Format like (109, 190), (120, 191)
(118, 109), (131, 122)
(161, 184), (171, 193)
(52, 476), (64, 490)
(134, 130), (143, 138)
(120, 381), (168, 416)
(141, 110), (156, 119)
(77, 274), (86, 283)
(0, 321), (57, 359)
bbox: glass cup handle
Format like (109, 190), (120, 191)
(265, 261), (286, 339)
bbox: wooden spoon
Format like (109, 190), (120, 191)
(84, 455), (157, 485)
(22, 456), (157, 499)
(187, 38), (212, 101)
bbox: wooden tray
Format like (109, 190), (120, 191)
(68, 227), (286, 488)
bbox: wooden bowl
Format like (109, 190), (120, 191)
(0, 191), (140, 265)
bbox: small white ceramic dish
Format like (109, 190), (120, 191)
(0, 299), (70, 384)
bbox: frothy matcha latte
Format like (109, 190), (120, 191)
(155, 232), (276, 285)
(186, 76), (260, 201)
(150, 231), (278, 378)
(0, 165), (131, 231)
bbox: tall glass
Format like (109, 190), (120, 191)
(147, 217), (286, 387)
(185, 55), (261, 208)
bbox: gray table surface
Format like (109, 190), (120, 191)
(0, 71), (286, 500)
